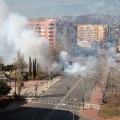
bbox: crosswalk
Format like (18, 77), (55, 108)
(30, 98), (100, 110)
(31, 98), (82, 110)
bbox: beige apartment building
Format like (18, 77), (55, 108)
(28, 18), (76, 58)
(77, 24), (109, 48)
(77, 24), (108, 41)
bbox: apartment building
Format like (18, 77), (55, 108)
(28, 18), (56, 54)
(28, 18), (76, 58)
(77, 24), (109, 48)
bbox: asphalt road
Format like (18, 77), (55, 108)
(0, 76), (95, 120)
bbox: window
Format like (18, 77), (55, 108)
(49, 39), (54, 41)
(49, 35), (54, 37)
(49, 27), (54, 30)
(36, 24), (39, 26)
(49, 23), (55, 26)
(49, 31), (54, 34)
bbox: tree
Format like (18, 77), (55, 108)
(34, 58), (37, 77)
(91, 58), (108, 103)
(21, 71), (29, 80)
(15, 51), (28, 73)
(29, 56), (32, 78)
(0, 80), (11, 96)
(14, 51), (28, 98)
(2, 65), (14, 78)
(37, 63), (39, 76)
(105, 67), (120, 106)
(0, 57), (4, 80)
(32, 58), (37, 79)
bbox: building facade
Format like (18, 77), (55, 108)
(77, 24), (109, 48)
(28, 18), (77, 59)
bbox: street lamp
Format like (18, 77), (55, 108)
(14, 66), (17, 96)
(82, 79), (85, 109)
(35, 80), (39, 97)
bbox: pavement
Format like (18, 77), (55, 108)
(80, 71), (109, 120)
(0, 76), (87, 120)
(1, 72), (114, 120)
(1, 76), (63, 111)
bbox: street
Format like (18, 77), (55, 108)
(0, 76), (95, 120)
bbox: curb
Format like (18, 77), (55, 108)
(37, 76), (63, 96)
(0, 76), (63, 112)
(79, 71), (108, 120)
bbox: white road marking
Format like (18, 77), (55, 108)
(56, 108), (79, 112)
(57, 78), (82, 107)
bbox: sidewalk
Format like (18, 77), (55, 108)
(80, 71), (109, 120)
(1, 76), (63, 111)
(21, 76), (63, 98)
(80, 86), (102, 120)
(9, 76), (62, 97)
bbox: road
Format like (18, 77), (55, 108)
(0, 76), (95, 120)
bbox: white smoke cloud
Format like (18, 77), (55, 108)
(0, 1), (49, 69)
(0, 0), (119, 76)
(51, 51), (97, 76)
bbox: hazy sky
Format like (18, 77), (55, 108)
(4, 0), (120, 18)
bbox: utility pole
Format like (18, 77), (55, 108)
(82, 80), (85, 109)
(14, 59), (17, 97)
(35, 81), (39, 97)
(35, 85), (37, 97)
(29, 56), (32, 78)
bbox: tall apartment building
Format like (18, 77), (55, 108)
(77, 24), (109, 48)
(28, 18), (76, 58)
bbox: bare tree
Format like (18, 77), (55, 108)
(106, 67), (120, 106)
(14, 51), (28, 98)
(92, 59), (108, 102)
(29, 56), (32, 78)
(92, 58), (120, 106)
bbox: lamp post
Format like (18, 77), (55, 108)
(15, 67), (17, 96)
(47, 78), (48, 88)
(49, 75), (51, 87)
(82, 79), (85, 109)
(35, 80), (39, 97)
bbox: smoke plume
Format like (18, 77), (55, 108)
(50, 51), (97, 76)
(0, 0), (49, 69)
(0, 0), (119, 77)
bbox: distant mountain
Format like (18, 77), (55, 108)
(63, 14), (120, 25)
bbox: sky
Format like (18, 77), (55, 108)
(4, 0), (120, 18)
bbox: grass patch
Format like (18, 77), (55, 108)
(37, 72), (47, 79)
(10, 72), (16, 78)
(98, 104), (120, 118)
